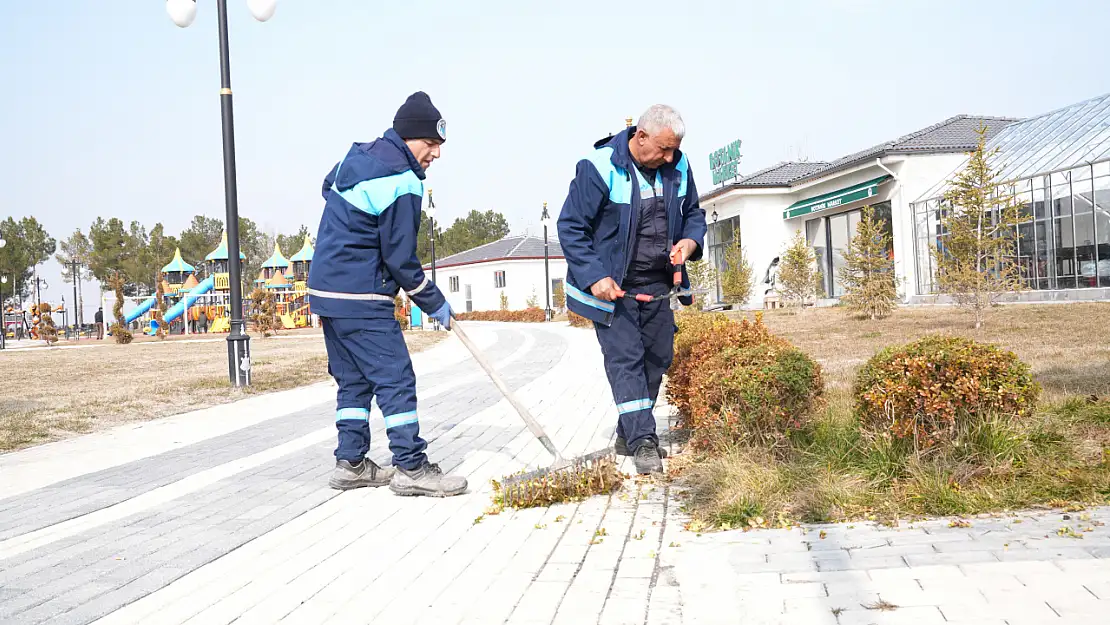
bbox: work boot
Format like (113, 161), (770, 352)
(633, 441), (665, 475)
(329, 458), (395, 490)
(616, 436), (667, 458)
(389, 461), (468, 497)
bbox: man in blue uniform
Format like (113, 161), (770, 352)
(308, 91), (465, 497)
(557, 104), (707, 474)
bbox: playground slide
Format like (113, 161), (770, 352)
(123, 295), (158, 325)
(148, 275), (216, 334)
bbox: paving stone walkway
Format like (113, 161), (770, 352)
(1, 322), (1108, 624)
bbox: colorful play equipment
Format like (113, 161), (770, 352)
(109, 232), (317, 336)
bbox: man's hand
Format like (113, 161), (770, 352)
(590, 277), (626, 302)
(669, 239), (698, 265)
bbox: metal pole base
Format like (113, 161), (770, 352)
(226, 321), (252, 387)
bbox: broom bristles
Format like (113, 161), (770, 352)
(492, 448), (625, 509)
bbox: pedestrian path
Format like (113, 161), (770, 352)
(1, 322), (1108, 624)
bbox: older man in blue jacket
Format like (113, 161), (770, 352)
(308, 91), (465, 497)
(557, 104), (707, 474)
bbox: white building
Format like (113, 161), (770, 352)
(700, 115), (1015, 309)
(423, 234), (567, 314)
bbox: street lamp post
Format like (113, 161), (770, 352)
(540, 203), (552, 321)
(0, 236), (6, 350)
(166, 0), (277, 387)
(70, 258), (79, 339)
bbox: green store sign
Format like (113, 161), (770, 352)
(709, 140), (742, 186)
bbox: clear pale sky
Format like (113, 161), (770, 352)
(2, 0), (1108, 318)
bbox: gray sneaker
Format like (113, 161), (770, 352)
(329, 458), (395, 490)
(389, 461), (468, 497)
(633, 441), (665, 475)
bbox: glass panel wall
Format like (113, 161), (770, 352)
(913, 158), (1110, 294)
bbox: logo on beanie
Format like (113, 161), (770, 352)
(436, 119), (447, 141)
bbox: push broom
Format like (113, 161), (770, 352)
(449, 317), (623, 508)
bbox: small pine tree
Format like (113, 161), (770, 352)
(552, 281), (566, 311)
(777, 230), (820, 309)
(110, 272), (133, 344)
(685, 259), (716, 310)
(933, 124), (1025, 329)
(154, 274), (167, 339)
(499, 291), (509, 311)
(526, 287), (539, 309)
(250, 288), (281, 337)
(839, 205), (898, 320)
(721, 237), (754, 307)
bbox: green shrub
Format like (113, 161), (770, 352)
(668, 312), (824, 449)
(854, 335), (1040, 448)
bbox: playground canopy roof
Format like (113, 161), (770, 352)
(161, 248), (195, 274)
(289, 236), (315, 263)
(262, 242), (291, 269)
(182, 274), (199, 291)
(266, 272), (290, 289)
(205, 231), (247, 262)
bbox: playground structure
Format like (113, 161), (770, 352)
(105, 232), (317, 337)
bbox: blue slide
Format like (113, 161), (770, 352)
(123, 295), (157, 325)
(148, 275), (216, 335)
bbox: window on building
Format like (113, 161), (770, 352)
(707, 216), (739, 302)
(805, 202), (893, 299)
(449, 276), (459, 292)
(494, 271), (506, 288)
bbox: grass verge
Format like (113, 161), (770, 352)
(675, 303), (1110, 528)
(0, 330), (445, 452)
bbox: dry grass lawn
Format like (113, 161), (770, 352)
(0, 330), (445, 453)
(734, 302), (1110, 401)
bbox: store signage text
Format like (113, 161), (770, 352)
(710, 140), (742, 186)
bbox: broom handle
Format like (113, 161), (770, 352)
(449, 319), (565, 463)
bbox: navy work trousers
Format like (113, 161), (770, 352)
(321, 316), (428, 470)
(594, 281), (675, 454)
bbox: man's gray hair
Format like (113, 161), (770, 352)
(637, 104), (686, 140)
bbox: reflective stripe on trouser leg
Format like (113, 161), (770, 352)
(325, 316), (428, 470)
(594, 293), (658, 453)
(322, 318), (373, 463)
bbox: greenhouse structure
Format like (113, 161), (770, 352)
(912, 92), (1110, 300)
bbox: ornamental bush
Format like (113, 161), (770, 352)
(568, 311), (593, 329)
(853, 335), (1040, 448)
(667, 312), (824, 449)
(454, 308), (546, 323)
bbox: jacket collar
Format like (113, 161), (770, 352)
(381, 129), (427, 180)
(598, 127), (684, 176)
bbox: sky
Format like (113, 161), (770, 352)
(2, 0), (1108, 320)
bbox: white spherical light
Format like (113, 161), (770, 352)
(247, 0), (277, 22)
(166, 0), (198, 28)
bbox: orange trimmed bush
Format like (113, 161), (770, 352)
(455, 307), (546, 323)
(667, 312), (824, 449)
(568, 311), (593, 329)
(853, 335), (1040, 447)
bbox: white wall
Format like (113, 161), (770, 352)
(704, 154), (967, 307)
(433, 258), (569, 313)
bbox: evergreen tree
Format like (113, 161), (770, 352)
(777, 230), (820, 309)
(839, 205), (898, 320)
(720, 237), (754, 307)
(685, 259), (716, 311)
(933, 125), (1024, 329)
